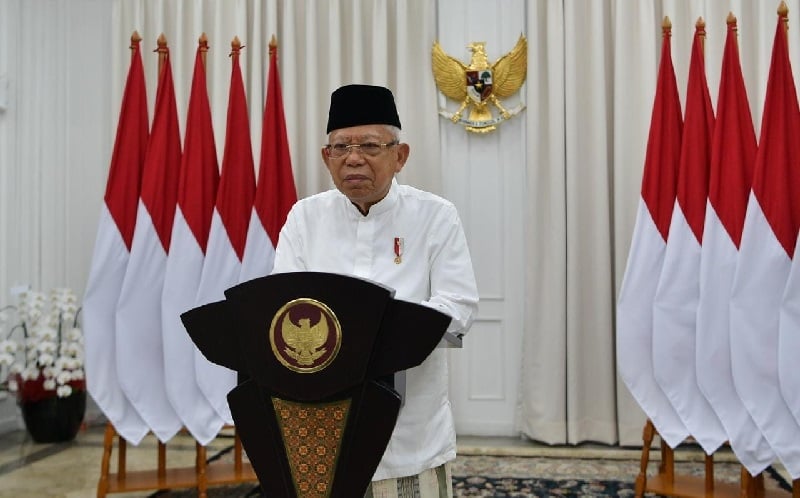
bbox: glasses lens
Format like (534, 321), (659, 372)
(327, 142), (396, 158)
(328, 144), (349, 157)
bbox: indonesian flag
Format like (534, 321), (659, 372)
(161, 41), (223, 445)
(729, 13), (800, 478)
(780, 228), (800, 428)
(240, 38), (297, 282)
(616, 20), (688, 449)
(194, 39), (256, 424)
(651, 22), (725, 455)
(83, 35), (149, 445)
(696, 17), (775, 476)
(115, 44), (182, 443)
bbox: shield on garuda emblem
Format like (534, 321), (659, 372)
(466, 69), (493, 103)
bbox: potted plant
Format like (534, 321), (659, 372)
(0, 287), (86, 443)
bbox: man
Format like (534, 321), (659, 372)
(272, 84), (479, 497)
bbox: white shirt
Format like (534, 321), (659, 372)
(272, 179), (479, 480)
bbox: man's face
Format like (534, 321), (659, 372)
(321, 125), (409, 214)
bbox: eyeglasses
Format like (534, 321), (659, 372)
(325, 141), (398, 158)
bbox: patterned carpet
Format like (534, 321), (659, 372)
(150, 452), (793, 497)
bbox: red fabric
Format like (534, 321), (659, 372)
(179, 47), (219, 253)
(641, 26), (683, 242)
(676, 25), (715, 244)
(256, 44), (298, 247)
(104, 40), (149, 250)
(140, 49), (182, 253)
(752, 15), (800, 259)
(709, 20), (757, 250)
(216, 48), (256, 260)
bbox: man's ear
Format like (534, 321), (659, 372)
(394, 143), (410, 173)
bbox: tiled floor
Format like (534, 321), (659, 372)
(0, 422), (216, 498)
(0, 422), (640, 498)
(0, 420), (789, 498)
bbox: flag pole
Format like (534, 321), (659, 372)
(230, 35), (243, 60)
(199, 32), (209, 70)
(780, 1), (789, 34)
(696, 17), (706, 54)
(130, 31), (142, 61)
(155, 33), (168, 75)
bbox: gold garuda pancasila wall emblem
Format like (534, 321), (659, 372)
(432, 35), (527, 133)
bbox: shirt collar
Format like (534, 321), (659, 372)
(342, 178), (399, 218)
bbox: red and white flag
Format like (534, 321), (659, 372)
(115, 43), (182, 443)
(194, 39), (256, 424)
(616, 21), (688, 448)
(83, 35), (149, 445)
(161, 41), (223, 445)
(651, 22), (725, 454)
(729, 13), (800, 478)
(780, 228), (800, 428)
(696, 17), (775, 476)
(240, 39), (297, 282)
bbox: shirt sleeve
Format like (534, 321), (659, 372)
(271, 205), (307, 273)
(420, 207), (479, 335)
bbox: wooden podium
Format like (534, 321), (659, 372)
(181, 271), (451, 498)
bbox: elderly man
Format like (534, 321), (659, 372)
(272, 84), (479, 498)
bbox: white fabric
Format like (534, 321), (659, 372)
(652, 204), (726, 454)
(115, 201), (182, 442)
(367, 463), (452, 498)
(82, 206), (149, 444)
(518, 0), (569, 445)
(161, 208), (224, 444)
(607, 1), (660, 444)
(616, 201), (688, 448)
(11, 0), (800, 447)
(193, 210), (243, 425)
(272, 180), (479, 480)
(779, 231), (800, 427)
(730, 195), (800, 478)
(239, 209), (276, 282)
(696, 203), (775, 475)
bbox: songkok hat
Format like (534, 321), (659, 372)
(326, 84), (402, 133)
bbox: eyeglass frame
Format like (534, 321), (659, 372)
(324, 141), (400, 158)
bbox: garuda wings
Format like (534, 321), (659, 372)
(432, 34), (527, 132)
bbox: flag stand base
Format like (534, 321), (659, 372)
(95, 422), (257, 498)
(634, 419), (798, 498)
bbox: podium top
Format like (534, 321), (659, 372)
(182, 271), (452, 401)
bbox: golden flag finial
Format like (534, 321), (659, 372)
(199, 33), (209, 68)
(155, 34), (168, 74)
(230, 36), (245, 57)
(269, 34), (278, 56)
(779, 1), (789, 18)
(696, 16), (706, 30)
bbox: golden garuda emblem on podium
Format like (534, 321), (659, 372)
(270, 298), (342, 374)
(432, 35), (527, 133)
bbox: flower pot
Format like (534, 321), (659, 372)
(19, 390), (86, 443)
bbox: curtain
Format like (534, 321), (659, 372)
(4, 0), (800, 445)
